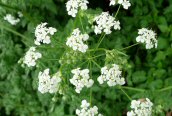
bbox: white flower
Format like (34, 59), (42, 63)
(76, 100), (102, 116)
(136, 28), (157, 49)
(4, 14), (20, 25)
(94, 12), (120, 35)
(17, 12), (23, 17)
(97, 64), (125, 86)
(49, 72), (62, 93)
(34, 22), (57, 45)
(109, 0), (116, 6)
(23, 47), (42, 67)
(127, 98), (153, 116)
(70, 68), (94, 93)
(38, 69), (62, 94)
(127, 111), (136, 116)
(122, 0), (131, 9)
(38, 69), (51, 94)
(66, 28), (89, 53)
(109, 0), (131, 10)
(81, 100), (90, 109)
(66, 0), (89, 17)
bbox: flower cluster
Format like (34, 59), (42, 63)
(97, 64), (125, 86)
(38, 69), (62, 94)
(34, 22), (57, 45)
(23, 47), (42, 67)
(136, 28), (157, 49)
(4, 14), (20, 25)
(70, 68), (94, 93)
(66, 0), (89, 17)
(66, 28), (89, 53)
(76, 100), (103, 116)
(109, 0), (131, 9)
(127, 98), (153, 116)
(94, 12), (120, 35)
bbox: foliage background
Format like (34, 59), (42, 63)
(0, 0), (172, 115)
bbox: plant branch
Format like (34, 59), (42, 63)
(121, 86), (145, 92)
(120, 43), (140, 50)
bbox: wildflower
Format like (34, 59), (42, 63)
(34, 22), (57, 45)
(109, 0), (131, 10)
(4, 14), (20, 25)
(76, 100), (103, 116)
(38, 69), (51, 94)
(70, 68), (94, 93)
(49, 72), (62, 93)
(136, 28), (157, 49)
(38, 69), (62, 94)
(66, 0), (89, 17)
(18, 12), (23, 17)
(127, 98), (153, 116)
(94, 12), (120, 35)
(66, 28), (89, 53)
(23, 47), (42, 67)
(97, 64), (125, 86)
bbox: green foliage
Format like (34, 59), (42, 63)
(0, 0), (172, 115)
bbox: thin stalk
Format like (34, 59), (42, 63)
(121, 86), (145, 92)
(78, 60), (88, 67)
(79, 15), (85, 33)
(114, 5), (121, 18)
(90, 54), (105, 59)
(89, 61), (92, 106)
(158, 86), (172, 92)
(120, 88), (132, 101)
(94, 34), (106, 55)
(0, 23), (29, 40)
(88, 48), (106, 52)
(120, 43), (140, 50)
(0, 3), (19, 11)
(91, 59), (101, 69)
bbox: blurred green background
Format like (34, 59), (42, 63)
(0, 0), (172, 115)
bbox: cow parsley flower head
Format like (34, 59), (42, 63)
(38, 69), (62, 94)
(76, 100), (103, 116)
(66, 0), (89, 17)
(97, 64), (125, 86)
(136, 28), (157, 49)
(4, 14), (20, 25)
(109, 0), (131, 10)
(127, 98), (153, 116)
(23, 47), (42, 67)
(38, 69), (51, 94)
(66, 28), (89, 53)
(34, 22), (57, 45)
(70, 68), (94, 93)
(94, 12), (120, 35)
(49, 72), (62, 93)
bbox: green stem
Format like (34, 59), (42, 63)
(78, 60), (88, 67)
(91, 59), (101, 69)
(0, 3), (19, 11)
(158, 86), (172, 92)
(44, 58), (59, 61)
(0, 23), (30, 40)
(89, 61), (92, 106)
(120, 87), (132, 101)
(90, 54), (105, 59)
(121, 86), (145, 92)
(94, 34), (106, 54)
(79, 15), (85, 33)
(88, 48), (106, 52)
(114, 5), (121, 18)
(120, 43), (140, 50)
